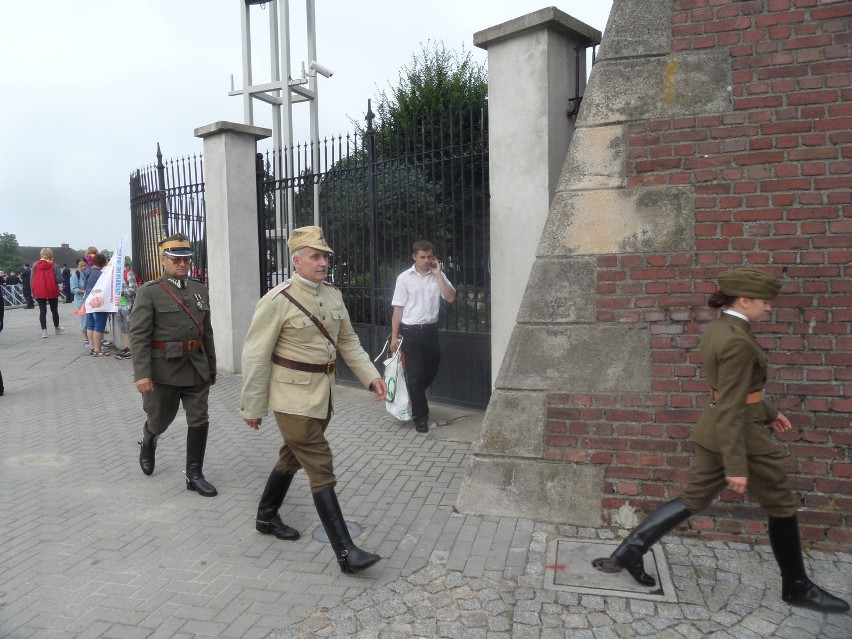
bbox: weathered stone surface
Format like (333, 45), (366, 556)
(596, 0), (672, 60)
(516, 257), (597, 324)
(456, 456), (604, 525)
(497, 325), (651, 393)
(580, 52), (732, 126)
(473, 390), (547, 458)
(557, 125), (626, 192)
(538, 187), (695, 256)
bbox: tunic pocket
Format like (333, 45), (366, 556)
(272, 366), (312, 386)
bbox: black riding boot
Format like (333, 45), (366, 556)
(138, 422), (159, 476)
(185, 425), (217, 497)
(256, 470), (300, 540)
(313, 488), (380, 574)
(610, 498), (691, 586)
(768, 515), (849, 613)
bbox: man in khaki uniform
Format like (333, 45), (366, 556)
(241, 226), (387, 574)
(130, 234), (218, 497)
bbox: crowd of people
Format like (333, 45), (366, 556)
(0, 245), (139, 359)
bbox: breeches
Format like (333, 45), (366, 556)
(273, 406), (335, 493)
(142, 378), (211, 435)
(681, 444), (799, 517)
(400, 326), (440, 420)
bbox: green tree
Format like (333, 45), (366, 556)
(0, 232), (24, 273)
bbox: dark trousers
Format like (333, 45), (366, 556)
(400, 324), (441, 421)
(142, 377), (211, 435)
(36, 298), (60, 330)
(23, 286), (33, 308)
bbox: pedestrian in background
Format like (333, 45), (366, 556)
(114, 265), (138, 360)
(84, 253), (108, 355)
(130, 234), (218, 497)
(607, 268), (848, 614)
(390, 239), (456, 433)
(20, 263), (34, 309)
(31, 249), (64, 338)
(70, 258), (89, 347)
(241, 226), (386, 574)
(62, 264), (72, 303)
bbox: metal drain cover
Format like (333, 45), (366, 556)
(312, 522), (362, 543)
(544, 538), (677, 603)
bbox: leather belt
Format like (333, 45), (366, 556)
(151, 339), (202, 351)
(401, 322), (437, 331)
(272, 353), (336, 374)
(710, 389), (763, 404)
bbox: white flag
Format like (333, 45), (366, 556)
(81, 235), (127, 314)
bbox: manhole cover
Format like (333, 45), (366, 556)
(544, 538), (677, 603)
(312, 522), (362, 543)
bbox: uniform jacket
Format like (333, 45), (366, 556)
(129, 275), (216, 386)
(693, 313), (779, 478)
(241, 277), (381, 420)
(30, 260), (61, 299)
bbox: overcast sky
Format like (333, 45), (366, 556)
(0, 0), (612, 254)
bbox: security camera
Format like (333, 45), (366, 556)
(309, 61), (334, 78)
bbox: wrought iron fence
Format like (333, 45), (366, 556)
(259, 99), (490, 332)
(130, 145), (207, 283)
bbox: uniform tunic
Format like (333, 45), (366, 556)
(682, 312), (797, 517)
(130, 275), (216, 434)
(240, 277), (381, 491)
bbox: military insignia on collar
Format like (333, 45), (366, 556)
(167, 277), (186, 289)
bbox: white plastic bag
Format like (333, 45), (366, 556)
(375, 337), (412, 422)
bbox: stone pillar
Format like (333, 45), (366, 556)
(474, 8), (600, 386)
(194, 121), (271, 374)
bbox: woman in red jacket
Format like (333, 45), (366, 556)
(31, 248), (64, 338)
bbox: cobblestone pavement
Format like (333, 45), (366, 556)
(0, 307), (849, 638)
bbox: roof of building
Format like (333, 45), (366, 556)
(20, 245), (84, 268)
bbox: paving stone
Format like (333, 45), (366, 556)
(1, 309), (851, 639)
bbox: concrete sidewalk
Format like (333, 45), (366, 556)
(0, 306), (849, 638)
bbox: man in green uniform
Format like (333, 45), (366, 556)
(130, 233), (218, 497)
(241, 226), (387, 573)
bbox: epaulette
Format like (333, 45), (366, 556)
(141, 280), (158, 287)
(322, 280), (339, 290)
(271, 279), (293, 297)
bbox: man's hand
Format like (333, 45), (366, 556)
(209, 372), (217, 386)
(135, 378), (154, 394)
(770, 411), (792, 433)
(430, 257), (443, 276)
(390, 336), (400, 355)
(725, 476), (748, 494)
(245, 418), (262, 430)
(370, 378), (387, 401)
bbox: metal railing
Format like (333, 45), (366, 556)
(259, 99), (490, 332)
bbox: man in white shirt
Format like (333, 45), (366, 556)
(390, 240), (456, 432)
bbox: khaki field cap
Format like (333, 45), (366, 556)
(718, 268), (781, 300)
(159, 233), (193, 257)
(288, 226), (334, 254)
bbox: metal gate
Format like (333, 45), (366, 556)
(259, 100), (491, 408)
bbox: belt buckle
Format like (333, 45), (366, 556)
(326, 361), (336, 374)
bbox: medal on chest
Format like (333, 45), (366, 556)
(194, 293), (204, 310)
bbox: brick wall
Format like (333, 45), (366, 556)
(545, 0), (851, 550)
